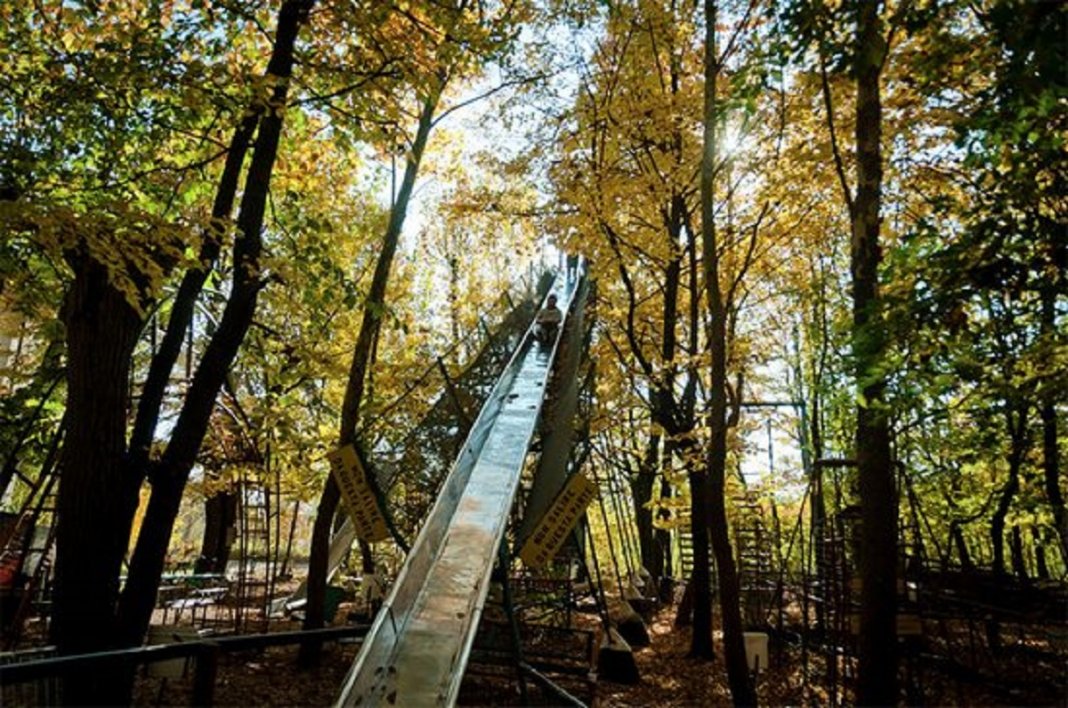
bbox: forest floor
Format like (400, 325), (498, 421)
(116, 600), (1067, 707)
(127, 605), (821, 707)
(597, 609), (797, 707)
(596, 604), (1068, 707)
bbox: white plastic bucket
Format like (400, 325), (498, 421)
(743, 631), (769, 672)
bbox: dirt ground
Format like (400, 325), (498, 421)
(597, 611), (806, 708)
(133, 638), (360, 707)
(121, 603), (1066, 707)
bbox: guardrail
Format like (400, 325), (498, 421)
(0, 625), (368, 706)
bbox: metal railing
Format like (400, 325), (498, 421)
(0, 626), (367, 706)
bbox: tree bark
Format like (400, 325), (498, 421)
(700, 1), (754, 702)
(125, 113), (258, 481)
(195, 489), (238, 574)
(686, 461), (715, 657)
(1039, 290), (1067, 564)
(116, 0), (314, 650)
(631, 433), (662, 583)
(1032, 527), (1049, 580)
(50, 258), (144, 703)
(951, 523), (973, 570)
(1009, 525), (1028, 582)
(851, 2), (897, 704)
(991, 406), (1026, 576)
(301, 87), (441, 664)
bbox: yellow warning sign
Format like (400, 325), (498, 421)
(520, 473), (597, 568)
(327, 444), (390, 543)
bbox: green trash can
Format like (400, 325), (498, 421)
(324, 585), (346, 623)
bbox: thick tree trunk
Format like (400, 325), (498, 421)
(116, 0), (314, 650)
(851, 3), (897, 704)
(700, 3), (754, 702)
(195, 489), (238, 574)
(51, 259), (143, 703)
(301, 88), (441, 664)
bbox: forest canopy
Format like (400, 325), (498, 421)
(0, 0), (1064, 706)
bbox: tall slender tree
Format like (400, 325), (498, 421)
(700, 0), (756, 703)
(849, 1), (896, 702)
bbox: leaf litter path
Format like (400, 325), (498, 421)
(597, 608), (805, 708)
(132, 609), (797, 707)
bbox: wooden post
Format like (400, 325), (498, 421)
(192, 642), (220, 706)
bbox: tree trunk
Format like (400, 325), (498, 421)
(687, 464), (715, 659)
(700, 2), (754, 702)
(195, 489), (238, 574)
(851, 3), (897, 704)
(301, 87), (441, 664)
(632, 434), (662, 583)
(951, 523), (973, 570)
(991, 405), (1027, 576)
(301, 476), (341, 665)
(126, 112), (258, 476)
(51, 258), (143, 703)
(1009, 525), (1028, 582)
(656, 474), (673, 585)
(1039, 290), (1067, 564)
(1032, 527), (1049, 580)
(116, 0), (314, 651)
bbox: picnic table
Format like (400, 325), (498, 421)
(155, 575), (231, 625)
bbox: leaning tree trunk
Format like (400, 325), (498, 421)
(851, 3), (897, 704)
(301, 87), (441, 665)
(699, 3), (754, 703)
(116, 0), (315, 652)
(126, 113), (258, 476)
(51, 257), (144, 704)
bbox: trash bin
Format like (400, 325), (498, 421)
(324, 585), (346, 623)
(743, 632), (769, 672)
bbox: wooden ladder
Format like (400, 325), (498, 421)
(1, 452), (60, 649)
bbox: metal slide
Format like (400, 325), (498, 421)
(279, 291), (540, 611)
(337, 275), (580, 707)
